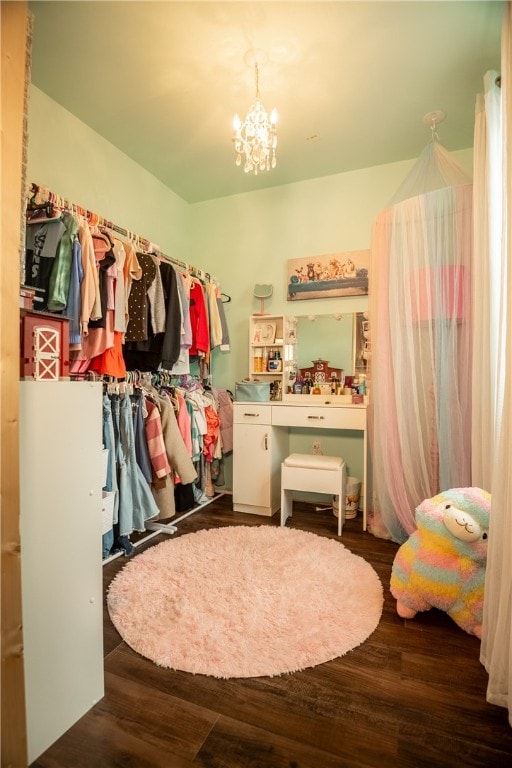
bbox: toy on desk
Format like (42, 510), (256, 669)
(390, 487), (491, 638)
(299, 359), (343, 384)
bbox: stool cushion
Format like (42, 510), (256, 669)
(283, 453), (345, 471)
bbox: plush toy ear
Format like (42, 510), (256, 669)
(443, 505), (483, 542)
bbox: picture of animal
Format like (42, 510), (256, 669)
(342, 258), (357, 278)
(286, 249), (369, 300)
(329, 258), (343, 278)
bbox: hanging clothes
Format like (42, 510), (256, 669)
(159, 262), (182, 369)
(88, 330), (127, 379)
(216, 290), (231, 351)
(64, 234), (84, 346)
(211, 387), (234, 454)
(111, 391), (160, 535)
(144, 397), (172, 480)
(121, 239), (143, 329)
(24, 187), (230, 382)
(102, 392), (119, 558)
(25, 216), (67, 309)
(78, 219), (102, 337)
(188, 278), (210, 358)
(175, 390), (193, 456)
(88, 231), (116, 329)
(111, 238), (128, 333)
(125, 252), (157, 341)
(206, 281), (224, 350)
(170, 271), (192, 375)
(123, 259), (182, 371)
(47, 211), (79, 312)
(147, 255), (166, 335)
(151, 390), (198, 520)
(131, 391), (153, 485)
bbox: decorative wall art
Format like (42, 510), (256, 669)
(287, 249), (369, 301)
(251, 320), (276, 345)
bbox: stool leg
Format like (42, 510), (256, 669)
(281, 488), (292, 527)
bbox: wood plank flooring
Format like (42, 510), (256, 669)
(32, 495), (512, 767)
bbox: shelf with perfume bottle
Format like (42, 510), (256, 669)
(251, 346), (283, 375)
(248, 315), (297, 399)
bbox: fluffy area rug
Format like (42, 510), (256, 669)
(107, 525), (383, 678)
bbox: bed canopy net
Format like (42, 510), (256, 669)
(369, 138), (473, 543)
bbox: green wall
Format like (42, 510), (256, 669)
(26, 85), (473, 497)
(27, 86), (192, 259)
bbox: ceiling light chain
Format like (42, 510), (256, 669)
(233, 58), (278, 175)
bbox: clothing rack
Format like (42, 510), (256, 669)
(27, 182), (216, 286)
(99, 370), (228, 564)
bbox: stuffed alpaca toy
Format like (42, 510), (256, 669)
(390, 487), (491, 638)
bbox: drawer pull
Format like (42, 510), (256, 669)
(264, 434), (268, 450)
(244, 412), (260, 417)
(307, 415), (325, 420)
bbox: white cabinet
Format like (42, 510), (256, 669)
(249, 313), (297, 399)
(20, 381), (104, 764)
(233, 403), (288, 516)
(232, 401), (369, 529)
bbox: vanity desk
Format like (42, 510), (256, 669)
(232, 396), (368, 530)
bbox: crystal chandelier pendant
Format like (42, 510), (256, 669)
(233, 53), (278, 175)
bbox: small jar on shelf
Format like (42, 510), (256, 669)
(268, 349), (282, 372)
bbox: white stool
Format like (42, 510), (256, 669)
(280, 453), (347, 536)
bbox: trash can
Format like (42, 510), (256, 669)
(344, 476), (361, 519)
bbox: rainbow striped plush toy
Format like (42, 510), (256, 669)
(390, 488), (491, 638)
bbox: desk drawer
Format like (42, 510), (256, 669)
(271, 404), (366, 431)
(233, 403), (272, 424)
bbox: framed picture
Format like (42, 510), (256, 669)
(252, 321), (276, 345)
(287, 249), (369, 301)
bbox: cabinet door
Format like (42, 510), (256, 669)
(233, 422), (272, 509)
(20, 381), (104, 764)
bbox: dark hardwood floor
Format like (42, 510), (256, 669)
(33, 494), (512, 768)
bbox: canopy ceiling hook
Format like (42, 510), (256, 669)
(423, 109), (446, 143)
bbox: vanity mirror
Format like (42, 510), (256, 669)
(294, 312), (368, 381)
(247, 311), (369, 402)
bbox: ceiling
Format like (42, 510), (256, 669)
(28, 1), (503, 204)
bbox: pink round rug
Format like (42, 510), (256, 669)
(107, 525), (383, 678)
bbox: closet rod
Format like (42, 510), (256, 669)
(27, 182), (213, 283)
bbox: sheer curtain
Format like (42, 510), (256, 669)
(471, 72), (502, 488)
(478, 1), (512, 727)
(369, 144), (472, 543)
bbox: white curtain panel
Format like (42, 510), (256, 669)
(471, 74), (502, 489)
(479, 1), (512, 727)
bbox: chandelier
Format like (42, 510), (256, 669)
(233, 52), (278, 175)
